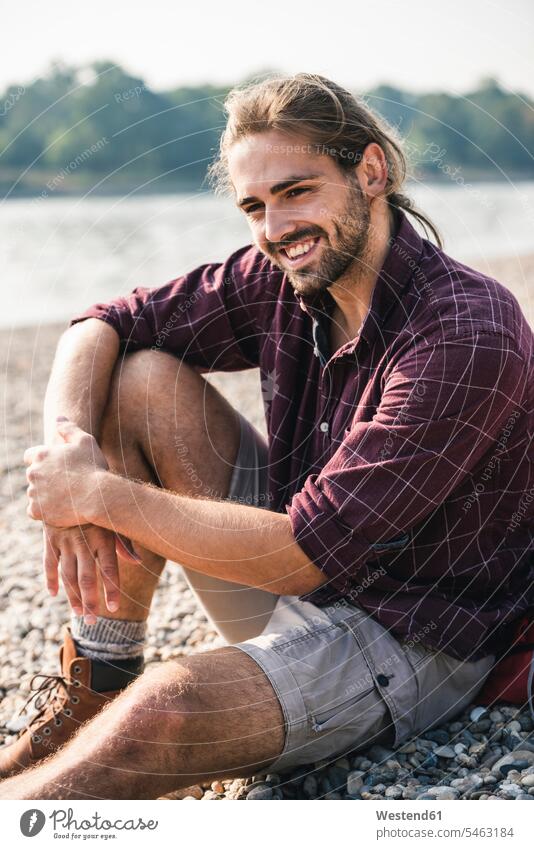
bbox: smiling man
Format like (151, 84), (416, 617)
(1, 73), (533, 800)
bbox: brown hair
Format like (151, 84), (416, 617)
(208, 72), (442, 247)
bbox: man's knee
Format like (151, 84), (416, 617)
(117, 660), (196, 742)
(97, 650), (285, 778)
(99, 347), (240, 497)
(119, 648), (280, 736)
(99, 350), (198, 453)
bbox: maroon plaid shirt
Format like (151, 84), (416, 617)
(72, 210), (534, 660)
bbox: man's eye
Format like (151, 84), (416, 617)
(245, 205), (262, 215)
(287, 187), (310, 198)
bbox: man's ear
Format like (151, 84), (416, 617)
(358, 142), (388, 198)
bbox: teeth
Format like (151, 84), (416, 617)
(286, 239), (315, 259)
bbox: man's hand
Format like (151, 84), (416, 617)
(25, 417), (121, 622)
(43, 524), (120, 622)
(24, 417), (108, 527)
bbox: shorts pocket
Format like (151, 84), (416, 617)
(311, 685), (376, 732)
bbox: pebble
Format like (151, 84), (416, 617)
(385, 785), (403, 799)
(492, 751), (534, 776)
(450, 775), (484, 794)
(402, 786), (419, 800)
(423, 730), (450, 746)
(367, 745), (396, 763)
(500, 783), (523, 798)
(211, 780), (225, 794)
(5, 714), (30, 733)
(434, 745), (456, 759)
(347, 771), (365, 795)
(417, 786), (459, 800)
(246, 785), (274, 800)
(457, 754), (478, 768)
(469, 706), (488, 722)
(327, 766), (349, 789)
(368, 769), (397, 785)
(500, 764), (526, 778)
(302, 775), (319, 798)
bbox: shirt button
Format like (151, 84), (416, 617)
(319, 421), (329, 433)
(376, 674), (390, 687)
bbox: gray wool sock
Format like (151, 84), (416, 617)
(70, 615), (147, 663)
(70, 615), (147, 691)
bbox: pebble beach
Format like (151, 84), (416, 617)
(0, 252), (533, 800)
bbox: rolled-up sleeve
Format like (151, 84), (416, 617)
(286, 330), (527, 594)
(70, 245), (276, 372)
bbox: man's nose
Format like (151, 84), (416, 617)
(263, 206), (299, 247)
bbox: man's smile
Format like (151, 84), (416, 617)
(278, 235), (322, 268)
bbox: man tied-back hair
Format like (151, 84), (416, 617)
(1, 73), (532, 800)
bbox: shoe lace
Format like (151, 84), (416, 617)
(17, 672), (70, 731)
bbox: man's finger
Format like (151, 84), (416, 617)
(23, 445), (45, 466)
(97, 538), (121, 613)
(56, 418), (88, 445)
(76, 549), (99, 625)
(59, 551), (83, 616)
(115, 533), (142, 564)
(43, 532), (60, 596)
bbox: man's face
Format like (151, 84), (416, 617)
(228, 129), (371, 298)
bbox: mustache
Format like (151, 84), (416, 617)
(268, 228), (326, 254)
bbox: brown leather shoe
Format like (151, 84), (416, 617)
(0, 625), (122, 779)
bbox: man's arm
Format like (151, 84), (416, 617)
(25, 419), (326, 597)
(69, 244), (277, 372)
(44, 319), (119, 441)
(41, 319), (122, 618)
(286, 330), (527, 597)
(86, 471), (326, 597)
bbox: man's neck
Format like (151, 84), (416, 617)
(328, 200), (395, 344)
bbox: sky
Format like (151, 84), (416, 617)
(2, 0), (533, 97)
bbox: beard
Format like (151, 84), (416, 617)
(265, 176), (371, 299)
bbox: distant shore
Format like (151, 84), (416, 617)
(2, 173), (534, 201)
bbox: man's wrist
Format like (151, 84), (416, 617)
(81, 469), (114, 526)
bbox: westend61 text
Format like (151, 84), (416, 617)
(376, 810), (442, 820)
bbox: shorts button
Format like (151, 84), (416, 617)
(376, 674), (390, 687)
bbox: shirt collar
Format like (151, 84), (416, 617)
(294, 209), (425, 356)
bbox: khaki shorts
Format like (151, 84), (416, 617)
(181, 413), (495, 775)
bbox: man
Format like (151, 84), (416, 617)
(0, 72), (532, 800)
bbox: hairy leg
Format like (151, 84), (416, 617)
(0, 646), (285, 800)
(94, 349), (242, 621)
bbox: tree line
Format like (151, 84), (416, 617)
(0, 61), (532, 197)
